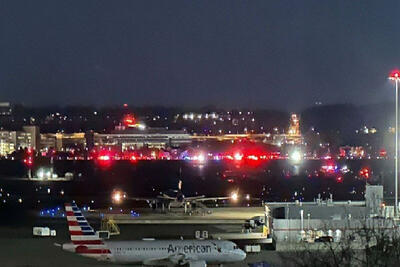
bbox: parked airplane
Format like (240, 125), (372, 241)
(112, 180), (237, 212)
(61, 203), (246, 266)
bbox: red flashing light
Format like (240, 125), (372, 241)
(389, 70), (400, 80)
(247, 155), (259, 161)
(336, 176), (343, 183)
(359, 167), (371, 179)
(96, 151), (114, 167)
(98, 155), (111, 161)
(24, 157), (33, 167)
(130, 155), (137, 162)
(123, 114), (136, 127)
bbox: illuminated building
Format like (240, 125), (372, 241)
(272, 114), (303, 146)
(93, 127), (191, 150)
(0, 131), (16, 156)
(40, 133), (86, 151)
(22, 126), (40, 151)
(0, 129), (35, 156)
(0, 102), (12, 116)
(288, 114), (300, 136)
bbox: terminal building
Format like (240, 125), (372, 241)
(92, 127), (191, 151)
(38, 127), (191, 152)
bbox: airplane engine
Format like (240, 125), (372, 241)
(188, 260), (206, 267)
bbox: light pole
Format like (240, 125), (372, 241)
(389, 70), (400, 217)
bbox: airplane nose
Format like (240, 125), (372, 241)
(238, 249), (246, 260)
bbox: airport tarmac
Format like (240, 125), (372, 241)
(0, 224), (284, 267)
(0, 205), (285, 267)
(100, 207), (266, 225)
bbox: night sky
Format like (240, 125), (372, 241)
(1, 1), (400, 110)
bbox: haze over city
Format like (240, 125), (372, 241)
(2, 1), (400, 109)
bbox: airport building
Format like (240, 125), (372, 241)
(40, 132), (87, 151)
(38, 127), (191, 152)
(93, 127), (191, 150)
(268, 185), (389, 242)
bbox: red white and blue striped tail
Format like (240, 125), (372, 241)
(64, 203), (111, 256)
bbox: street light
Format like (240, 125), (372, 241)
(389, 70), (400, 217)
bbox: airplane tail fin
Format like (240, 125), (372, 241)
(178, 179), (182, 190)
(64, 203), (111, 257)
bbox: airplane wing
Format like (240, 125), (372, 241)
(129, 197), (158, 202)
(160, 194), (176, 200)
(186, 196), (230, 202)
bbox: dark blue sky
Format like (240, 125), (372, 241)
(1, 1), (400, 110)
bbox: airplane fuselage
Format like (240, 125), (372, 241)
(63, 239), (245, 265)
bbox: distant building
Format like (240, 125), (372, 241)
(94, 127), (191, 150)
(0, 102), (12, 116)
(0, 131), (16, 156)
(38, 127), (191, 152)
(0, 127), (36, 156)
(40, 133), (86, 151)
(22, 126), (40, 151)
(272, 114), (303, 146)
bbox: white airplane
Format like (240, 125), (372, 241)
(113, 180), (237, 212)
(61, 203), (246, 266)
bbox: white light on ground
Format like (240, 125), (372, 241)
(290, 151), (302, 163)
(231, 192), (239, 201)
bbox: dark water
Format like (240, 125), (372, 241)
(0, 159), (396, 212)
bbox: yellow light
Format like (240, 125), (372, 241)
(231, 192), (239, 201)
(113, 191), (122, 203)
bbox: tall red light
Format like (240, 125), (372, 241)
(389, 70), (400, 80)
(123, 114), (136, 127)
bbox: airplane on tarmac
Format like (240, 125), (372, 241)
(112, 180), (238, 213)
(60, 203), (246, 266)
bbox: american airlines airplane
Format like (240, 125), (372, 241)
(61, 203), (246, 266)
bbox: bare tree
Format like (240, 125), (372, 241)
(279, 219), (400, 267)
